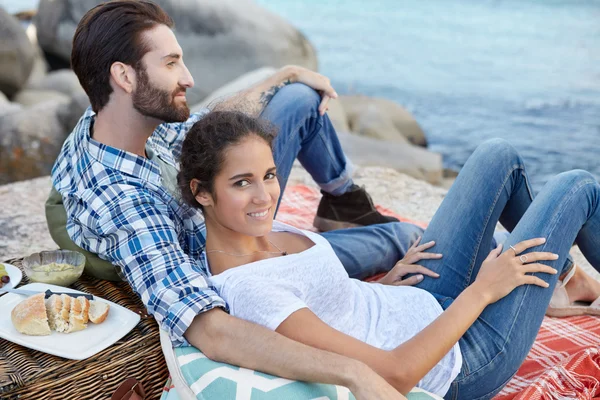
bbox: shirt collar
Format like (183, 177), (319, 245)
(81, 107), (162, 185)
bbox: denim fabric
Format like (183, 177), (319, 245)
(262, 86), (597, 398)
(409, 139), (599, 399)
(261, 83), (354, 196)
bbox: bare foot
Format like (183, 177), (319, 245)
(563, 265), (600, 304)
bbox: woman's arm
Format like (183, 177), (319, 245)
(276, 240), (558, 394)
(185, 308), (406, 400)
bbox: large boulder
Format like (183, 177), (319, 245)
(28, 69), (83, 97)
(325, 99), (350, 133)
(191, 67), (278, 112)
(35, 0), (318, 105)
(12, 89), (70, 107)
(0, 8), (36, 97)
(0, 99), (70, 185)
(340, 95), (427, 147)
(337, 132), (442, 185)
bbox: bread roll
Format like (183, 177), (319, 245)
(88, 301), (110, 324)
(13, 293), (109, 335)
(11, 293), (51, 336)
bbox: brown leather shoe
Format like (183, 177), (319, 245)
(313, 184), (399, 231)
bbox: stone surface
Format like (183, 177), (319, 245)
(324, 98), (350, 133)
(0, 99), (70, 185)
(56, 90), (91, 132)
(0, 8), (36, 97)
(35, 0), (318, 105)
(340, 95), (427, 146)
(0, 176), (56, 261)
(12, 89), (70, 107)
(191, 67), (278, 112)
(27, 69), (83, 97)
(337, 132), (442, 185)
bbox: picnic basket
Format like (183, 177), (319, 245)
(0, 257), (168, 400)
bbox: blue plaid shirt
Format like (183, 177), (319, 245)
(51, 107), (226, 346)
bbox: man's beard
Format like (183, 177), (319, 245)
(132, 67), (190, 123)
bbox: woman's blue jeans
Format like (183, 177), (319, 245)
(411, 139), (600, 399)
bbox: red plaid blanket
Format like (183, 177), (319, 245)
(279, 184), (600, 399)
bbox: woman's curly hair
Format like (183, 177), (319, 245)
(177, 110), (276, 210)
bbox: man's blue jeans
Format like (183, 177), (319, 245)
(263, 83), (598, 398)
(262, 82), (426, 278)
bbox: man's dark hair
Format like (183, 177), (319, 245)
(71, 0), (174, 112)
(177, 111), (277, 210)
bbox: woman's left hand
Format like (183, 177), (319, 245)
(377, 236), (442, 286)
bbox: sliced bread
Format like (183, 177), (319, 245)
(88, 300), (110, 324)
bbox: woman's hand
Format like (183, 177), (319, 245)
(377, 236), (442, 286)
(473, 238), (559, 304)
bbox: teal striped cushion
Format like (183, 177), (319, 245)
(171, 345), (442, 400)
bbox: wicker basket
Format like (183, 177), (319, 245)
(0, 258), (169, 400)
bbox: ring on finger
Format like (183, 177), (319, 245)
(519, 254), (528, 263)
(510, 245), (518, 255)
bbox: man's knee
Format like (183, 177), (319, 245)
(473, 138), (522, 168)
(272, 83), (320, 112)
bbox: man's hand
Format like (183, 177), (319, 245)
(347, 363), (408, 400)
(377, 236), (442, 286)
(285, 65), (338, 115)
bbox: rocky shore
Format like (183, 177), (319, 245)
(1, 0), (443, 186)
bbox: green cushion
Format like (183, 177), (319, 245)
(45, 186), (122, 281)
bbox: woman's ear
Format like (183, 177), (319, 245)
(191, 179), (214, 207)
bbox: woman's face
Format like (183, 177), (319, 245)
(198, 135), (280, 237)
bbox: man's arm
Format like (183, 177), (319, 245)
(76, 188), (403, 399)
(214, 65), (337, 117)
(186, 308), (406, 400)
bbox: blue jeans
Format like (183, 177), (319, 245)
(263, 85), (597, 398)
(262, 83), (426, 278)
(411, 139), (600, 399)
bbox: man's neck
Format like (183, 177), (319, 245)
(92, 103), (162, 157)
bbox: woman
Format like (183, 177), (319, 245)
(177, 110), (600, 399)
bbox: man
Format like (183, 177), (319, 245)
(48, 1), (430, 397)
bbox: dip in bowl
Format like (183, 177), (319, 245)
(23, 250), (86, 287)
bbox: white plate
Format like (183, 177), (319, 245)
(0, 282), (140, 360)
(0, 263), (23, 290)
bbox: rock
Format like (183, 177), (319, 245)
(12, 89), (70, 107)
(325, 99), (350, 133)
(0, 9), (36, 97)
(57, 90), (91, 132)
(28, 69), (83, 97)
(35, 0), (318, 105)
(0, 101), (23, 118)
(191, 67), (278, 112)
(0, 99), (70, 185)
(339, 95), (427, 146)
(336, 131), (442, 185)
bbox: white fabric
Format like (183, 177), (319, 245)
(208, 221), (462, 397)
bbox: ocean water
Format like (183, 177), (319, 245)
(255, 0), (600, 192)
(4, 0), (600, 192)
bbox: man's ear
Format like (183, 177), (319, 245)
(109, 62), (136, 94)
(191, 179), (214, 207)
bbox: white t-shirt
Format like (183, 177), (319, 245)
(208, 221), (462, 396)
